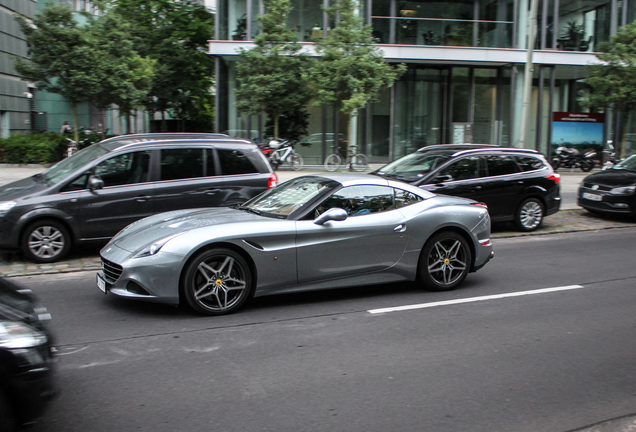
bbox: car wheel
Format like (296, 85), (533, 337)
(183, 248), (253, 315)
(419, 231), (472, 292)
(21, 219), (71, 263)
(0, 390), (17, 432)
(515, 198), (544, 232)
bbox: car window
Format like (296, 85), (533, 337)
(485, 155), (520, 176)
(317, 185), (395, 217)
(439, 156), (480, 181)
(94, 151), (151, 187)
(395, 189), (423, 208)
(217, 149), (258, 175)
(374, 151), (453, 182)
(515, 155), (545, 171)
(160, 148), (204, 181)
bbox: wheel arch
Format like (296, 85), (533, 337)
(418, 225), (477, 273)
(178, 241), (258, 302)
(18, 213), (76, 249)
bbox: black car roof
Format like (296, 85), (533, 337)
(98, 137), (255, 152)
(417, 144), (540, 158)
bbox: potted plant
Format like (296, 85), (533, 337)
(232, 14), (247, 40)
(561, 20), (584, 49)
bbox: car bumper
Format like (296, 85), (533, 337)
(98, 244), (184, 304)
(578, 188), (636, 215)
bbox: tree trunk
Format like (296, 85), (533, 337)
(71, 100), (79, 144)
(620, 111), (629, 159)
(161, 111), (167, 132)
(274, 114), (279, 139)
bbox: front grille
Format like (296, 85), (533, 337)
(583, 183), (611, 191)
(101, 258), (123, 283)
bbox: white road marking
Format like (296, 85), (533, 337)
(368, 285), (585, 314)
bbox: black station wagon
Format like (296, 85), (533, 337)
(372, 144), (561, 231)
(0, 134), (276, 262)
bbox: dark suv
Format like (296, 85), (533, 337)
(0, 135), (276, 262)
(372, 144), (561, 231)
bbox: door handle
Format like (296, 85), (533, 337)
(136, 195), (150, 202)
(394, 224), (406, 232)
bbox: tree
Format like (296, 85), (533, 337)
(235, 0), (313, 140)
(99, 0), (215, 131)
(585, 21), (636, 157)
(14, 4), (102, 143)
(307, 0), (405, 154)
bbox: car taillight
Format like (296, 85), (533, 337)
(547, 172), (560, 184)
(267, 173), (278, 189)
(471, 202), (488, 210)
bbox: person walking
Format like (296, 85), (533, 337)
(60, 121), (71, 134)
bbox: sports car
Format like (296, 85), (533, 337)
(97, 173), (494, 315)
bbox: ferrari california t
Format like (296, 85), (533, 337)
(97, 173), (494, 315)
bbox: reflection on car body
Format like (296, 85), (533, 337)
(98, 173), (494, 316)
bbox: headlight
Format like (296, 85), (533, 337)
(134, 233), (185, 258)
(0, 201), (16, 217)
(610, 186), (636, 195)
(0, 321), (47, 349)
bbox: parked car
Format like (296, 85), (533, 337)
(97, 173), (494, 315)
(371, 144), (561, 231)
(578, 153), (636, 216)
(0, 135), (277, 263)
(0, 277), (57, 431)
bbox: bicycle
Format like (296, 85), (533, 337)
(324, 143), (368, 172)
(267, 139), (305, 171)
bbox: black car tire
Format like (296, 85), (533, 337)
(183, 248), (253, 315)
(0, 389), (17, 432)
(515, 198), (544, 232)
(419, 231), (472, 292)
(21, 219), (71, 263)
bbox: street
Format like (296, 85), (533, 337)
(18, 227), (636, 432)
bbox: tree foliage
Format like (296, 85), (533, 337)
(99, 0), (215, 131)
(585, 21), (636, 155)
(308, 0), (406, 116)
(235, 0), (312, 139)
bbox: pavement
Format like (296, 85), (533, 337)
(1, 164), (634, 278)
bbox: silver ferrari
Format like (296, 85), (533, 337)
(97, 173), (494, 315)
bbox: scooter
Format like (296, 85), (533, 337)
(551, 146), (596, 172)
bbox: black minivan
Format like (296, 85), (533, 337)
(0, 134), (276, 262)
(372, 144), (561, 231)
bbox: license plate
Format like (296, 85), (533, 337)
(96, 273), (107, 294)
(583, 192), (602, 202)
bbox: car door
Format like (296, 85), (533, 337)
(213, 147), (271, 205)
(420, 155), (489, 202)
(76, 150), (154, 240)
(295, 185), (408, 284)
(152, 147), (228, 213)
(481, 154), (525, 219)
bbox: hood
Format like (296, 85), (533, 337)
(583, 169), (636, 187)
(112, 207), (266, 252)
(0, 175), (47, 202)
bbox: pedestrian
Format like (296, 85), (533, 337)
(60, 121), (71, 134)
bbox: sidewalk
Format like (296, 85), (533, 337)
(0, 165), (633, 277)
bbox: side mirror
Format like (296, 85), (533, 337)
(433, 174), (453, 184)
(88, 175), (104, 191)
(314, 208), (348, 225)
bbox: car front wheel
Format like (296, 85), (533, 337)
(183, 248), (253, 315)
(21, 219), (71, 263)
(515, 198), (544, 232)
(419, 231), (472, 291)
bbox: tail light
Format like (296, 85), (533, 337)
(547, 172), (560, 184)
(267, 173), (278, 189)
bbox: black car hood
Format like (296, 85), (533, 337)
(0, 175), (47, 201)
(583, 169), (636, 187)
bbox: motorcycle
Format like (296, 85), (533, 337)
(550, 146), (596, 172)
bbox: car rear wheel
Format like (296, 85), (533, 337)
(21, 219), (71, 263)
(183, 248), (253, 315)
(419, 231), (471, 291)
(515, 198), (544, 232)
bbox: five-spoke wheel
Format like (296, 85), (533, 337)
(419, 231), (471, 291)
(515, 198), (544, 232)
(21, 219), (71, 263)
(183, 248), (253, 315)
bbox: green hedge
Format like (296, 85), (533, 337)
(0, 133), (69, 165)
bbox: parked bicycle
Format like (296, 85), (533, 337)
(324, 143), (368, 172)
(267, 139), (306, 171)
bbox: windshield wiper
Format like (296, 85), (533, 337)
(238, 206), (263, 216)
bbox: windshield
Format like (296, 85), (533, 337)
(41, 144), (110, 185)
(373, 151), (453, 182)
(240, 177), (335, 218)
(613, 154), (636, 171)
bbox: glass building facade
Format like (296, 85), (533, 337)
(212, 0), (636, 164)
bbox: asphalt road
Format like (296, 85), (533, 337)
(19, 227), (636, 432)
